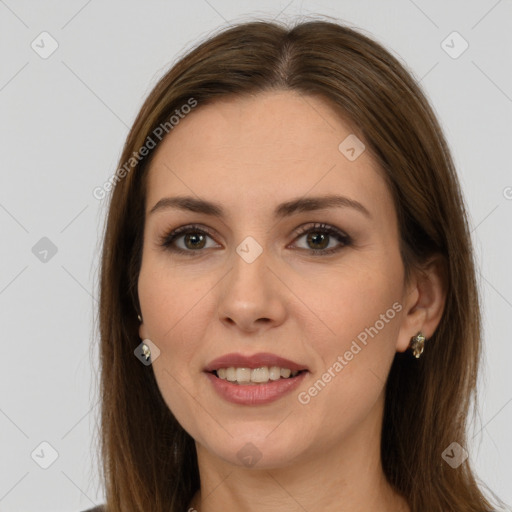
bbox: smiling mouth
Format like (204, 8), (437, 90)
(209, 367), (308, 385)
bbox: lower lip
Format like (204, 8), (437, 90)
(204, 371), (308, 405)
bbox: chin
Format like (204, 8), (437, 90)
(205, 431), (307, 470)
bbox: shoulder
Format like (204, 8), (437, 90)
(81, 506), (105, 512)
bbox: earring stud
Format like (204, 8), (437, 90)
(410, 331), (426, 358)
(141, 341), (151, 361)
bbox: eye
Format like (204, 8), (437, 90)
(158, 224), (219, 255)
(291, 222), (352, 256)
(158, 222), (352, 257)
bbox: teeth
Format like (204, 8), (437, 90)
(225, 367), (236, 381)
(280, 368), (291, 378)
(269, 366), (281, 380)
(251, 367), (269, 383)
(214, 366), (301, 384)
(236, 368), (251, 383)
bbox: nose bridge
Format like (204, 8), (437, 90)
(228, 234), (272, 298)
(216, 232), (287, 330)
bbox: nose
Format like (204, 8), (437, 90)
(217, 244), (288, 334)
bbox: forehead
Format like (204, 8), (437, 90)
(145, 91), (393, 221)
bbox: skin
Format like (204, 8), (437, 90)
(137, 90), (446, 512)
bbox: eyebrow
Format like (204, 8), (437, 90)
(149, 194), (372, 219)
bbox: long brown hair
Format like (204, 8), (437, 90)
(95, 18), (501, 511)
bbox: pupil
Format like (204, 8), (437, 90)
(307, 232), (328, 250)
(185, 233), (205, 249)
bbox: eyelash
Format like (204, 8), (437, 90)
(158, 222), (352, 257)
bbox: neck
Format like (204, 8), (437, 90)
(188, 394), (410, 512)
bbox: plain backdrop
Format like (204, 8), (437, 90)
(0, 1), (511, 511)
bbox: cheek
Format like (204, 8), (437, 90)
(138, 261), (211, 429)
(294, 274), (402, 446)
(293, 251), (403, 413)
(138, 254), (220, 373)
(294, 256), (403, 350)
(138, 253), (208, 338)
(150, 358), (212, 446)
(138, 260), (200, 378)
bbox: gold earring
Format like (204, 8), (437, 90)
(409, 331), (426, 358)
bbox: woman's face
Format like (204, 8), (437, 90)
(138, 90), (417, 468)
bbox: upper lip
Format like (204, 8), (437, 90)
(204, 352), (309, 373)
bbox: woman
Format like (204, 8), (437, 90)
(89, 18), (503, 512)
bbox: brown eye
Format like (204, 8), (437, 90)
(159, 222), (351, 257)
(293, 223), (352, 256)
(306, 232), (330, 250)
(159, 224), (219, 255)
(182, 232), (207, 250)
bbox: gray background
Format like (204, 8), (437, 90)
(1, 1), (511, 511)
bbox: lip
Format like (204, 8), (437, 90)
(204, 370), (308, 405)
(204, 352), (309, 372)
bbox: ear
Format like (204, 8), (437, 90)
(396, 254), (447, 352)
